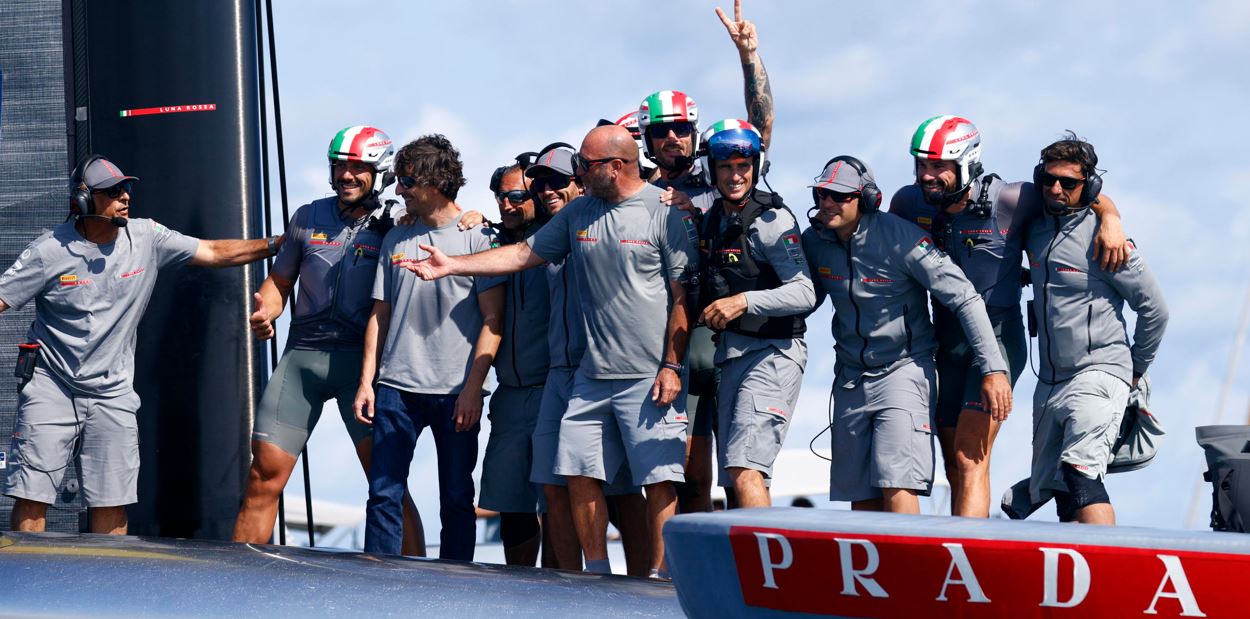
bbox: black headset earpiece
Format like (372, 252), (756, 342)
(1033, 140), (1103, 211)
(812, 156), (882, 212)
(70, 154), (105, 216)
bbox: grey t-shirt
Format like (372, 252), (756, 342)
(0, 219), (200, 396)
(373, 212), (505, 393)
(528, 184), (697, 379)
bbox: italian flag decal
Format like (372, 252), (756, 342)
(783, 234), (799, 246)
(329, 126), (384, 159)
(641, 90), (695, 124)
(911, 115), (976, 159)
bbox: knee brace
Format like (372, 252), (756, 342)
(499, 512), (540, 548)
(1062, 463), (1110, 510)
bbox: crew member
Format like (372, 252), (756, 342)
(406, 125), (696, 579)
(353, 135), (505, 559)
(232, 126), (423, 554)
(801, 156), (1012, 514)
(1025, 134), (1167, 525)
(1, 156), (279, 534)
(695, 120), (814, 507)
(889, 116), (1130, 517)
(636, 0), (777, 513)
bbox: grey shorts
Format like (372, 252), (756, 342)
(2, 367), (141, 507)
(1030, 370), (1129, 502)
(531, 368), (641, 495)
(252, 348), (371, 456)
(555, 372), (687, 486)
(480, 384), (545, 513)
(829, 357), (937, 502)
(716, 344), (806, 487)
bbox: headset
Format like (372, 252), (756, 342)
(1033, 140), (1102, 213)
(810, 155), (882, 213)
(69, 154), (128, 227)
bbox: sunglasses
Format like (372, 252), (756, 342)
(814, 188), (860, 203)
(572, 153), (631, 173)
(529, 175), (573, 193)
(645, 122), (695, 141)
(496, 190), (532, 205)
(1037, 170), (1085, 191)
(94, 181), (133, 199)
(396, 175), (420, 189)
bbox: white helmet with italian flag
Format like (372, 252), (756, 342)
(327, 125), (395, 196)
(637, 90), (700, 161)
(909, 115), (984, 200)
(614, 110), (658, 177)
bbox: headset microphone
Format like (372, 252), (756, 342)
(79, 213), (128, 227)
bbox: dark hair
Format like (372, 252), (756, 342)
(1039, 130), (1099, 176)
(489, 163), (524, 194)
(394, 134), (466, 200)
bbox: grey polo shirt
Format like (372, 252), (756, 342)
(372, 212), (505, 394)
(528, 184), (697, 379)
(0, 219), (200, 396)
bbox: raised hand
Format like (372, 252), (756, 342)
(716, 0), (758, 56)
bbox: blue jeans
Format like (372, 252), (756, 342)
(364, 386), (480, 560)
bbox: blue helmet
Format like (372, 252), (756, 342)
(700, 119), (765, 188)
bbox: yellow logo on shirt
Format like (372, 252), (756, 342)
(576, 229), (597, 243)
(60, 274), (77, 283)
(310, 232), (328, 241)
(390, 252), (408, 265)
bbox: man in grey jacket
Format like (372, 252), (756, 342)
(801, 156), (1012, 514)
(1026, 134), (1168, 525)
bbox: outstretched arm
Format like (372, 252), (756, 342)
(191, 235), (281, 268)
(718, 0), (774, 149)
(405, 242), (545, 280)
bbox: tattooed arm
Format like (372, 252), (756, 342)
(717, 0), (774, 149)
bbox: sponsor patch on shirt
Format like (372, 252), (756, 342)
(59, 274), (92, 287)
(1125, 238), (1144, 271)
(817, 266), (845, 281)
(861, 277), (895, 284)
(917, 216), (933, 226)
(310, 230), (342, 246)
(119, 267), (146, 279)
(620, 239), (653, 246)
(576, 229), (597, 243)
(390, 252), (410, 265)
(916, 236), (947, 266)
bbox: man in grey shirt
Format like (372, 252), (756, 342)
(407, 125), (696, 578)
(801, 155), (1012, 514)
(1025, 135), (1168, 525)
(353, 135), (505, 560)
(0, 156), (278, 535)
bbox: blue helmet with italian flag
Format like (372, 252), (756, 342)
(637, 90), (699, 162)
(327, 125), (395, 197)
(909, 115), (984, 202)
(700, 119), (765, 188)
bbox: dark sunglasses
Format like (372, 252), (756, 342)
(397, 175), (419, 189)
(529, 175), (573, 193)
(572, 153), (630, 172)
(814, 187), (860, 203)
(496, 190), (532, 204)
(1037, 170), (1085, 191)
(94, 181), (133, 199)
(645, 122), (695, 141)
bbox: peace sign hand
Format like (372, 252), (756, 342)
(716, 0), (758, 56)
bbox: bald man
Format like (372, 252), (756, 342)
(407, 125), (698, 578)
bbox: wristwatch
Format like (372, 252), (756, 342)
(661, 362), (684, 373)
(266, 235), (279, 257)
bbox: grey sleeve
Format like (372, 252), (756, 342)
(1104, 242), (1169, 376)
(373, 231), (397, 302)
(0, 240), (47, 310)
(744, 210), (815, 317)
(800, 230), (828, 311)
(659, 206), (697, 282)
(151, 220), (200, 269)
(901, 233), (1008, 374)
(473, 228), (507, 293)
(527, 207), (572, 263)
(271, 206), (305, 282)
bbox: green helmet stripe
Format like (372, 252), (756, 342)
(329, 126), (364, 158)
(911, 115), (946, 157)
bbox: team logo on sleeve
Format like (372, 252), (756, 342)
(681, 215), (699, 244)
(916, 237), (933, 251)
(915, 236), (948, 266)
(782, 233), (805, 263)
(1125, 238), (1144, 271)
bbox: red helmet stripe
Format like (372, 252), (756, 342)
(347, 127), (377, 157)
(926, 116), (970, 159)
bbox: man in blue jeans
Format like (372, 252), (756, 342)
(354, 134), (505, 559)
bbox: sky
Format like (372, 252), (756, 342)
(260, 0), (1250, 546)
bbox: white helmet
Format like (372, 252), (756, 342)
(327, 125), (395, 197)
(910, 115), (983, 200)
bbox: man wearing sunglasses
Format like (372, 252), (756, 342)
(353, 134), (506, 560)
(694, 120), (814, 509)
(1, 156), (279, 535)
(888, 116), (1129, 519)
(477, 161), (550, 566)
(405, 125), (697, 579)
(801, 156), (1012, 515)
(1023, 135), (1167, 525)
